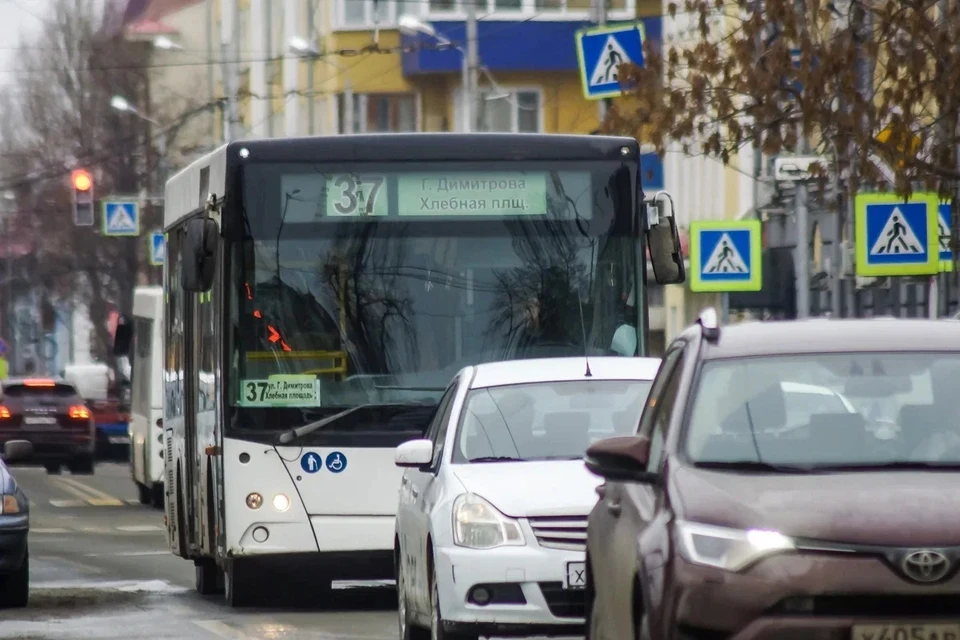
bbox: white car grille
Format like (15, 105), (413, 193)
(528, 515), (588, 551)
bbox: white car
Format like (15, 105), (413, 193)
(393, 356), (661, 640)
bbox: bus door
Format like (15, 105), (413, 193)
(183, 290), (201, 552)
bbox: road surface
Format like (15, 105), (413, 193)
(0, 462), (399, 639)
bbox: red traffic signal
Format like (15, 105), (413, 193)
(71, 169), (93, 192)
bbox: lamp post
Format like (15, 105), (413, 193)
(288, 36), (354, 135)
(399, 15), (475, 132)
(110, 95), (168, 187)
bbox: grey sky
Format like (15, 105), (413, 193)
(0, 0), (52, 87)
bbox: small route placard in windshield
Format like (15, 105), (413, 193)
(240, 375), (321, 407)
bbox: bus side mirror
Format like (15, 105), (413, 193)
(182, 217), (219, 292)
(644, 191), (685, 286)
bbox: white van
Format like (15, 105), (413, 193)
(129, 286), (164, 507)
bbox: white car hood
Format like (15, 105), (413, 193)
(452, 460), (601, 518)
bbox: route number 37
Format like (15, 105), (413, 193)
(328, 175), (386, 217)
(244, 381), (270, 402)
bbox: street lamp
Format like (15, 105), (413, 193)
(287, 36), (352, 135)
(153, 36), (183, 51)
(399, 15), (472, 132)
(110, 94), (168, 195)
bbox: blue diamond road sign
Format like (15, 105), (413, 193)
(575, 23), (645, 100)
(149, 231), (165, 266)
(854, 193), (938, 277)
(939, 203), (952, 270)
(102, 199), (140, 237)
(689, 220), (762, 293)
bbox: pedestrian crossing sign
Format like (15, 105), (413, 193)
(689, 220), (762, 293)
(575, 23), (646, 100)
(102, 199), (140, 237)
(855, 192), (939, 277)
(939, 203), (953, 272)
(149, 231), (165, 266)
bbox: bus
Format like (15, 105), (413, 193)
(161, 133), (684, 606)
(127, 286), (165, 508)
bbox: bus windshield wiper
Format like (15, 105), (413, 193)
(276, 402), (429, 445)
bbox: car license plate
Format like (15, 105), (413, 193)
(108, 436), (129, 444)
(25, 417), (57, 428)
(852, 624), (960, 640)
(563, 561), (586, 589)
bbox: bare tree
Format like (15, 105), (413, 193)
(0, 0), (184, 361)
(611, 0), (960, 197)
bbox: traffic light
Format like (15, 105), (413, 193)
(71, 168), (94, 226)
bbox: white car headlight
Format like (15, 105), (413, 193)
(452, 493), (525, 550)
(675, 521), (794, 572)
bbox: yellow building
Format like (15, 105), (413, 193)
(206, 0), (660, 137)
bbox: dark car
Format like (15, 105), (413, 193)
(0, 378), (96, 475)
(584, 311), (960, 640)
(0, 439), (32, 608)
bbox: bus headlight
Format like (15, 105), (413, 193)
(272, 494), (290, 512)
(245, 493), (263, 509)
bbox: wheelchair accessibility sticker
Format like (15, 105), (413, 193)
(326, 451), (347, 473)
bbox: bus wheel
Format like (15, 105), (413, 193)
(195, 558), (222, 595)
(224, 560), (254, 607)
(137, 483), (152, 505)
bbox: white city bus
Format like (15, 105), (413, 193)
(128, 286), (164, 508)
(161, 133), (684, 607)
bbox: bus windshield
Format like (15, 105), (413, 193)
(229, 160), (642, 426)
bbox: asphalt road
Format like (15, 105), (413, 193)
(0, 462), (399, 640)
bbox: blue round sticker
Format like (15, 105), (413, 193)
(325, 451), (347, 473)
(300, 452), (323, 474)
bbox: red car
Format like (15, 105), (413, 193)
(0, 378), (95, 475)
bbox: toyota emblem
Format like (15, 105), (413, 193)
(901, 550), (951, 583)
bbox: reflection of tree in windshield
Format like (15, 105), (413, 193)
(320, 225), (415, 375)
(484, 220), (589, 359)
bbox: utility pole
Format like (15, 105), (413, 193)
(220, 0), (241, 141)
(592, 0), (609, 123)
(793, 0), (810, 319)
(344, 79), (355, 133)
(465, 0), (480, 132)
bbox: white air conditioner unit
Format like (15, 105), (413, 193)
(774, 156), (830, 182)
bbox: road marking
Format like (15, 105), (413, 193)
(115, 525), (164, 532)
(193, 620), (261, 639)
(52, 478), (101, 502)
(49, 499), (86, 508)
(47, 498), (144, 508)
(80, 526), (113, 534)
(58, 476), (124, 506)
(84, 550), (169, 557)
(30, 527), (71, 534)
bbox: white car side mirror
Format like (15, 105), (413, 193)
(395, 439), (434, 468)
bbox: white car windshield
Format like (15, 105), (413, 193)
(684, 353), (960, 469)
(452, 379), (652, 463)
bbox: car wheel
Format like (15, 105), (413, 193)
(0, 547), (28, 608)
(430, 561), (477, 640)
(151, 484), (164, 509)
(44, 461), (61, 475)
(137, 483), (152, 505)
(397, 548), (427, 640)
(68, 456), (95, 475)
(224, 560), (254, 607)
(195, 558), (222, 595)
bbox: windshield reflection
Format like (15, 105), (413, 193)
(229, 162), (640, 429)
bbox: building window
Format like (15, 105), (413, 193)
(337, 93), (417, 133)
(337, 0), (396, 26)
(467, 89), (541, 133)
(424, 0), (630, 15)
